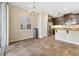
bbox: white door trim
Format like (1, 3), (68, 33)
(1, 3), (9, 47)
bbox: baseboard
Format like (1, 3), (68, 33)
(9, 37), (36, 44)
(38, 36), (48, 38)
(55, 39), (79, 48)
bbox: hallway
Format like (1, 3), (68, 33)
(5, 36), (79, 56)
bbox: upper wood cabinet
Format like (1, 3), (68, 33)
(53, 13), (79, 25)
(54, 18), (64, 25)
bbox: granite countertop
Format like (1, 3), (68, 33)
(51, 25), (79, 31)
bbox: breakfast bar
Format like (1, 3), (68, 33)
(51, 25), (79, 45)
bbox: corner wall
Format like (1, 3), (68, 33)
(9, 5), (37, 42)
(37, 12), (48, 38)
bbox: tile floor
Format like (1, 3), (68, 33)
(4, 36), (79, 56)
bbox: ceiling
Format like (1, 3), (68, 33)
(9, 2), (79, 17)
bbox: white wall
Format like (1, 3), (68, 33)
(55, 30), (79, 45)
(0, 6), (1, 46)
(37, 12), (48, 38)
(9, 5), (37, 42)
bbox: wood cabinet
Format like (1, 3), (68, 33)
(53, 13), (79, 25)
(53, 17), (64, 25)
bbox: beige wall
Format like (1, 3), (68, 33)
(9, 5), (37, 42)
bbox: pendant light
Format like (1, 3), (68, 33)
(28, 2), (38, 15)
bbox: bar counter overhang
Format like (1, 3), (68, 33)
(51, 25), (79, 31)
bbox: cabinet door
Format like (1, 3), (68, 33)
(55, 18), (64, 25)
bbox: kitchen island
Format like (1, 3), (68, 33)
(51, 25), (79, 45)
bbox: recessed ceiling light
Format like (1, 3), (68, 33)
(64, 8), (67, 11)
